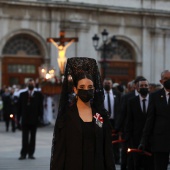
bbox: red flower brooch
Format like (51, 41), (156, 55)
(93, 113), (103, 128)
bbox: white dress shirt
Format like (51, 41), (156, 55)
(164, 89), (170, 104)
(104, 89), (115, 119)
(139, 94), (149, 113)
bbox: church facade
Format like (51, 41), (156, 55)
(0, 0), (170, 87)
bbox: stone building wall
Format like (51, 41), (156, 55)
(0, 0), (170, 86)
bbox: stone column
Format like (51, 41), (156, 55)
(165, 31), (170, 70)
(0, 57), (2, 88)
(142, 27), (152, 82)
(153, 30), (165, 83)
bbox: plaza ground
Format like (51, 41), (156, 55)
(0, 121), (169, 170)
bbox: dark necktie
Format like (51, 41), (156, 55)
(107, 92), (111, 116)
(27, 91), (31, 105)
(142, 99), (146, 114)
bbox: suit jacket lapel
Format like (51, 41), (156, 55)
(146, 95), (150, 113)
(69, 104), (82, 133)
(69, 104), (103, 139)
(136, 96), (143, 113)
(159, 89), (167, 106)
(111, 89), (117, 117)
(92, 107), (104, 140)
(113, 93), (116, 115)
(92, 107), (99, 129)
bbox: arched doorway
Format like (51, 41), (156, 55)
(2, 33), (44, 86)
(99, 39), (136, 85)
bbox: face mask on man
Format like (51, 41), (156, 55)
(104, 85), (111, 91)
(163, 79), (170, 90)
(28, 85), (34, 91)
(77, 89), (94, 103)
(139, 88), (149, 96)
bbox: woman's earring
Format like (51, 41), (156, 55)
(93, 90), (95, 98)
(76, 94), (78, 100)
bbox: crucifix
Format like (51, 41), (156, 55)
(47, 31), (78, 75)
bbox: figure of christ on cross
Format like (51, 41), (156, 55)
(49, 38), (75, 59)
(47, 31), (78, 75)
(49, 38), (75, 74)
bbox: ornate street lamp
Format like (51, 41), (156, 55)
(92, 29), (117, 79)
(101, 29), (108, 42)
(92, 34), (100, 50)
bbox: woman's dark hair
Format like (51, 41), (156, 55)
(74, 73), (94, 87)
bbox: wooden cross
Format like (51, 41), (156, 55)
(47, 30), (78, 46)
(47, 30), (78, 75)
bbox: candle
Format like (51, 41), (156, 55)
(112, 133), (118, 137)
(112, 139), (125, 144)
(10, 114), (14, 118)
(127, 148), (152, 156)
(10, 114), (18, 124)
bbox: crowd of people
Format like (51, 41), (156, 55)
(49, 57), (170, 170)
(0, 82), (57, 132)
(102, 71), (170, 170)
(0, 58), (169, 170)
(0, 79), (57, 160)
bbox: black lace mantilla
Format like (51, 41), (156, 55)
(50, 57), (107, 170)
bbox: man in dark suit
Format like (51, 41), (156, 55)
(139, 70), (170, 170)
(116, 76), (144, 170)
(125, 78), (154, 170)
(103, 78), (121, 164)
(18, 79), (43, 160)
(2, 87), (16, 132)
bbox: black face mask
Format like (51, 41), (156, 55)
(104, 85), (111, 91)
(139, 88), (149, 96)
(163, 79), (170, 90)
(77, 89), (94, 103)
(28, 85), (34, 91)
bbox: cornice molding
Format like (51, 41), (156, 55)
(0, 1), (170, 17)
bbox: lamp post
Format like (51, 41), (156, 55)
(92, 29), (117, 79)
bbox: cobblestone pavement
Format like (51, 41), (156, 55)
(0, 121), (120, 170)
(0, 121), (54, 170)
(1, 121), (170, 170)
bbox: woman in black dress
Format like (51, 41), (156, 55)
(50, 57), (115, 170)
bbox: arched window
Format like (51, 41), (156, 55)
(101, 40), (134, 61)
(2, 34), (41, 56)
(99, 39), (136, 84)
(2, 33), (44, 86)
